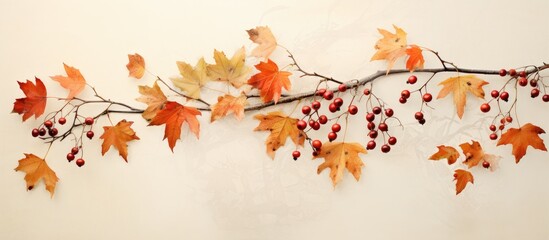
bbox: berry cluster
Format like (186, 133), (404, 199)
(363, 88), (399, 153)
(399, 75), (431, 125)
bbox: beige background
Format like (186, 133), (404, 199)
(1, 0), (548, 239)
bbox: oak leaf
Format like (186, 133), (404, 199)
(247, 26), (277, 59)
(207, 47), (252, 88)
(247, 59), (291, 103)
(126, 53), (146, 79)
(12, 77), (47, 121)
(50, 63), (86, 99)
(437, 75), (488, 119)
(454, 169), (474, 195)
(14, 154), (59, 197)
(405, 45), (424, 72)
(210, 93), (248, 122)
(370, 25), (408, 73)
(171, 58), (210, 99)
(254, 111), (306, 159)
(429, 145), (459, 165)
(497, 123), (547, 163)
(136, 82), (168, 121)
(314, 142), (367, 187)
(149, 101), (201, 151)
(100, 120), (140, 162)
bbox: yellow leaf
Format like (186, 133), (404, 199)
(370, 25), (408, 74)
(254, 111), (306, 159)
(210, 93), (248, 122)
(247, 26), (277, 59)
(207, 47), (252, 88)
(136, 82), (167, 121)
(314, 142), (366, 187)
(171, 58), (210, 99)
(437, 75), (488, 119)
(100, 120), (140, 162)
(126, 53), (146, 79)
(14, 154), (59, 197)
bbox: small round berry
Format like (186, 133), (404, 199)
(312, 151), (319, 157)
(489, 125), (497, 132)
(366, 140), (376, 150)
(381, 144), (391, 153)
(363, 88), (371, 95)
(407, 75), (417, 84)
(388, 136), (397, 145)
(332, 123), (341, 132)
(384, 108), (394, 117)
(491, 90), (500, 98)
(422, 93), (433, 102)
(323, 91), (334, 100)
(530, 79), (538, 87)
(71, 147), (79, 154)
(292, 150), (301, 160)
(490, 133), (498, 140)
(86, 130), (94, 139)
(58, 117), (67, 125)
(302, 106), (311, 115)
(334, 98), (344, 107)
(67, 153), (75, 162)
(328, 132), (337, 142)
(338, 84), (347, 92)
(414, 112), (424, 120)
(401, 90), (411, 99)
(453, 173), (458, 179)
(329, 103), (338, 113)
(500, 91), (510, 101)
(312, 140), (322, 149)
(418, 119), (426, 125)
(499, 125), (505, 131)
(311, 101), (321, 110)
(500, 118), (506, 124)
(505, 116), (513, 123)
(297, 120), (307, 130)
(85, 117), (94, 125)
(312, 122), (321, 130)
(543, 94), (549, 102)
(49, 128), (58, 137)
(316, 88), (326, 96)
(38, 128), (47, 136)
(318, 115), (328, 124)
(76, 158), (85, 167)
(399, 97), (407, 104)
(366, 113), (375, 122)
(378, 122), (388, 132)
(518, 77), (528, 87)
(367, 122), (376, 130)
(499, 69), (507, 77)
(348, 105), (358, 115)
(518, 71), (527, 78)
(480, 103), (491, 113)
(31, 128), (39, 137)
(309, 120), (316, 128)
(508, 69), (517, 77)
(482, 161), (490, 168)
(369, 130), (378, 139)
(44, 120), (53, 129)
(531, 89), (540, 98)
(372, 106), (382, 115)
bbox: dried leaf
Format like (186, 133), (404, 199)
(454, 169), (474, 195)
(497, 123), (547, 163)
(50, 63), (86, 99)
(207, 47), (252, 88)
(12, 77), (47, 121)
(437, 75), (488, 118)
(459, 140), (484, 168)
(171, 58), (210, 99)
(254, 111), (306, 159)
(14, 154), (59, 197)
(370, 25), (408, 74)
(247, 26), (277, 59)
(136, 82), (168, 121)
(405, 45), (424, 72)
(148, 101), (201, 152)
(483, 154), (501, 172)
(314, 142), (367, 187)
(429, 145), (459, 165)
(247, 59), (291, 103)
(126, 53), (145, 79)
(100, 120), (140, 162)
(210, 93), (248, 122)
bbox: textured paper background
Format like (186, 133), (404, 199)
(1, 0), (548, 239)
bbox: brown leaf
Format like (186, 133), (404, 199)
(14, 154), (59, 197)
(126, 53), (146, 79)
(314, 142), (367, 187)
(50, 63), (86, 99)
(437, 75), (488, 118)
(247, 26), (277, 59)
(210, 93), (248, 122)
(149, 101), (201, 152)
(497, 123), (547, 163)
(254, 111), (306, 159)
(135, 82), (168, 121)
(100, 120), (140, 162)
(454, 169), (474, 195)
(12, 77), (47, 121)
(429, 145), (459, 165)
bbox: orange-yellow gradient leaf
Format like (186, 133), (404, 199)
(370, 25), (407, 74)
(254, 111), (306, 159)
(126, 53), (146, 79)
(497, 123), (547, 163)
(429, 145), (459, 165)
(247, 59), (291, 103)
(148, 101), (201, 152)
(14, 154), (59, 197)
(405, 45), (424, 72)
(454, 169), (474, 195)
(210, 93), (248, 122)
(437, 75), (488, 119)
(459, 140), (485, 168)
(50, 63), (86, 99)
(100, 120), (140, 162)
(12, 77), (47, 121)
(136, 82), (168, 121)
(171, 58), (210, 99)
(207, 47), (252, 88)
(247, 26), (277, 59)
(314, 142), (366, 187)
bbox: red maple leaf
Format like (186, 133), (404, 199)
(12, 77), (47, 121)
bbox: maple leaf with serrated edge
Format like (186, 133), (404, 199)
(454, 169), (474, 195)
(14, 154), (59, 197)
(497, 123), (547, 163)
(429, 145), (459, 165)
(437, 75), (488, 119)
(405, 45), (424, 72)
(148, 101), (201, 152)
(126, 53), (145, 79)
(370, 25), (408, 74)
(314, 142), (366, 187)
(210, 93), (248, 122)
(171, 58), (210, 99)
(207, 47), (252, 88)
(136, 82), (167, 121)
(100, 120), (140, 162)
(247, 59), (291, 103)
(12, 77), (47, 121)
(247, 26), (277, 59)
(460, 140), (501, 170)
(50, 63), (86, 99)
(254, 111), (306, 159)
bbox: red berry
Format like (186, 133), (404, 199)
(86, 130), (94, 139)
(491, 90), (500, 98)
(518, 77), (528, 87)
(338, 84), (347, 92)
(76, 158), (85, 167)
(38, 128), (46, 136)
(44, 120), (53, 129)
(531, 89), (540, 98)
(407, 75), (417, 84)
(371, 106), (381, 115)
(312, 122), (321, 130)
(499, 125), (505, 130)
(489, 133), (498, 140)
(366, 113), (375, 122)
(508, 69), (517, 77)
(331, 123), (341, 132)
(388, 136), (397, 145)
(422, 93), (433, 102)
(316, 88), (326, 96)
(453, 173), (458, 179)
(348, 105), (358, 115)
(414, 112), (424, 120)
(302, 106), (311, 115)
(530, 79), (538, 87)
(328, 132), (337, 142)
(482, 161), (490, 168)
(334, 98), (344, 107)
(384, 108), (394, 117)
(71, 147), (79, 154)
(505, 116), (513, 123)
(367, 122), (376, 130)
(85, 117), (94, 125)
(312, 151), (319, 157)
(329, 103), (338, 113)
(369, 130), (378, 139)
(309, 120), (316, 128)
(58, 117), (67, 125)
(318, 115), (328, 124)
(297, 120), (307, 130)
(399, 97), (407, 104)
(366, 140), (376, 150)
(480, 103), (491, 113)
(31, 128), (39, 137)
(378, 122), (388, 132)
(499, 69), (507, 76)
(418, 119), (426, 125)
(312, 140), (322, 149)
(500, 91), (509, 101)
(500, 118), (506, 124)
(311, 101), (321, 110)
(401, 90), (411, 99)
(292, 150), (301, 160)
(323, 91), (334, 100)
(518, 71), (526, 78)
(363, 88), (371, 95)
(381, 144), (391, 153)
(489, 125), (496, 132)
(543, 94), (549, 102)
(67, 153), (75, 162)
(49, 128), (58, 136)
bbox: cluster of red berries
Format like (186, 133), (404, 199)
(363, 89), (398, 153)
(31, 118), (66, 138)
(399, 75), (429, 125)
(66, 146), (85, 167)
(496, 68), (548, 101)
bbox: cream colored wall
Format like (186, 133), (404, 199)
(1, 0), (548, 239)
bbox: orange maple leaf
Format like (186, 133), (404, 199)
(12, 77), (47, 121)
(454, 169), (474, 195)
(126, 53), (146, 79)
(148, 101), (201, 152)
(247, 26), (277, 59)
(497, 123), (547, 163)
(136, 82), (167, 121)
(100, 120), (140, 162)
(314, 142), (366, 187)
(254, 111), (306, 159)
(14, 154), (59, 197)
(50, 63), (86, 99)
(247, 59), (291, 103)
(370, 25), (408, 73)
(405, 45), (424, 72)
(210, 93), (248, 122)
(459, 140), (500, 169)
(429, 145), (459, 165)
(437, 75), (488, 119)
